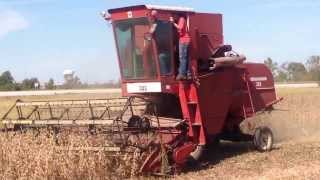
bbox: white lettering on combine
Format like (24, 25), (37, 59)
(250, 77), (267, 82)
(127, 82), (161, 93)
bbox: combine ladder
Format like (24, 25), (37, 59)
(178, 81), (206, 145)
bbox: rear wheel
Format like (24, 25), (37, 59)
(253, 126), (273, 152)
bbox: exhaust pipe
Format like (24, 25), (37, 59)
(213, 55), (246, 64)
(209, 55), (246, 70)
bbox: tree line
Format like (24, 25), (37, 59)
(264, 56), (320, 82)
(0, 71), (120, 91)
(0, 71), (44, 91)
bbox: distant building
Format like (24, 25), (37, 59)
(63, 69), (74, 83)
(34, 82), (40, 90)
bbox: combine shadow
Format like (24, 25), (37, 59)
(183, 141), (281, 173)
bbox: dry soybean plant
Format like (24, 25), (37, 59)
(0, 130), (140, 179)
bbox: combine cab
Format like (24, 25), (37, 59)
(1, 5), (282, 175)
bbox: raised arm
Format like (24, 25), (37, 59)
(149, 23), (157, 34)
(170, 17), (185, 31)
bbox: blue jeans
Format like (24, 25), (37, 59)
(179, 43), (190, 76)
(159, 53), (171, 75)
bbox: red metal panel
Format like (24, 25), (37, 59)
(110, 9), (148, 21)
(243, 63), (277, 113)
(225, 63), (278, 122)
(197, 69), (234, 135)
(173, 142), (195, 165)
(189, 13), (223, 60)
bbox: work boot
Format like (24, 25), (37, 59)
(187, 73), (192, 80)
(176, 74), (187, 81)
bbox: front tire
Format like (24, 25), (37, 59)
(253, 126), (273, 152)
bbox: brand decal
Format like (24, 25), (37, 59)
(250, 77), (267, 82)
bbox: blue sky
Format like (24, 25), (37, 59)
(0, 0), (319, 83)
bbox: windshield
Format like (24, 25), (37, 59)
(114, 18), (157, 80)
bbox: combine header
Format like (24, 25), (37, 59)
(1, 5), (282, 175)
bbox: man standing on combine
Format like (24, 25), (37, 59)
(149, 10), (159, 35)
(170, 14), (191, 80)
(149, 10), (172, 75)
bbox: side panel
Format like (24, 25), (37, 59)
(244, 63), (277, 113)
(227, 63), (277, 120)
(110, 8), (148, 21)
(195, 63), (277, 135)
(197, 68), (234, 135)
(189, 13), (223, 60)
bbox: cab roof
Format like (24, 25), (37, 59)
(108, 4), (194, 13)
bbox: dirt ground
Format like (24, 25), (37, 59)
(174, 139), (320, 180)
(175, 87), (320, 180)
(0, 88), (320, 179)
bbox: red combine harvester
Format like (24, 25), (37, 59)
(1, 5), (282, 175)
(103, 4), (282, 172)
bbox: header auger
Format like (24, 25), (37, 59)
(1, 4), (282, 176)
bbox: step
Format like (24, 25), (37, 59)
(187, 101), (198, 105)
(192, 123), (201, 126)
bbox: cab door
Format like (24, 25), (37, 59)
(153, 20), (175, 76)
